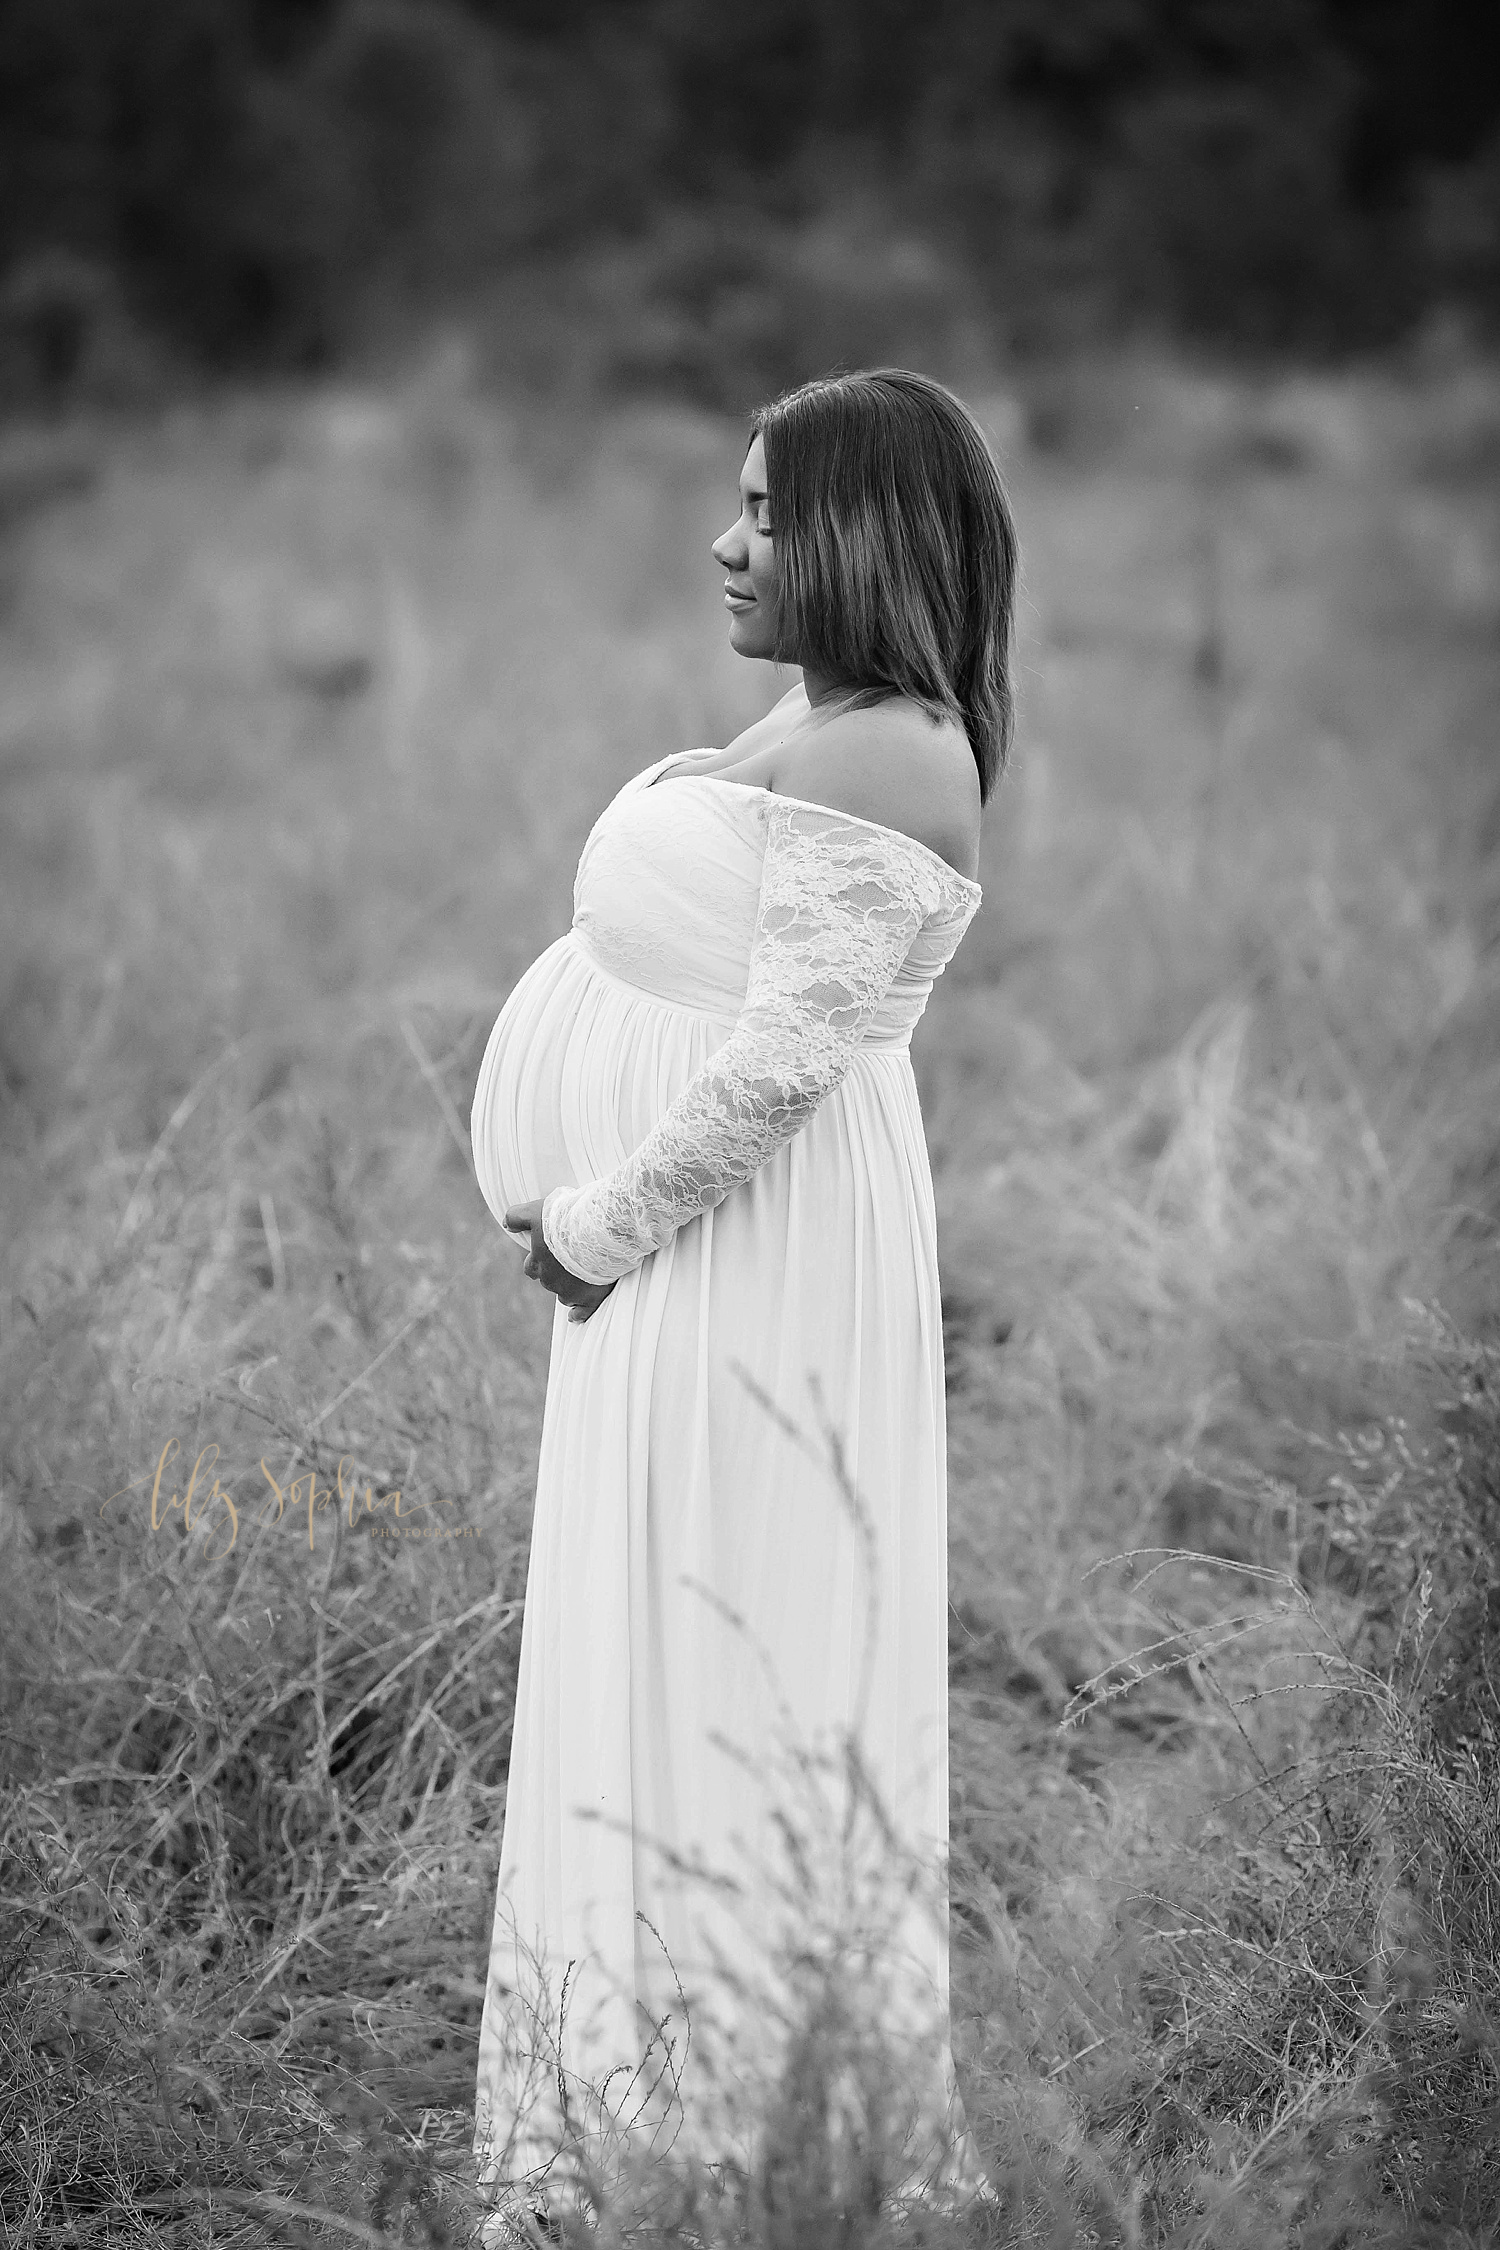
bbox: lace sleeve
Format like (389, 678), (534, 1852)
(538, 799), (951, 1286)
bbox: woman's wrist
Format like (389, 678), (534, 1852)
(538, 1184), (577, 1264)
(541, 1184), (628, 1287)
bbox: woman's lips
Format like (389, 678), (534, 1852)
(724, 588), (756, 610)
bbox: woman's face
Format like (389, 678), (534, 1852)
(711, 433), (780, 660)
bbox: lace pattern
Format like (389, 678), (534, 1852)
(540, 797), (978, 1286)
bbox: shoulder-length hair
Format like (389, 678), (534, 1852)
(750, 368), (1019, 804)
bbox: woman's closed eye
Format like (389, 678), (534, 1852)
(738, 487), (771, 536)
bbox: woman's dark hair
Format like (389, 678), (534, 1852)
(750, 368), (1019, 805)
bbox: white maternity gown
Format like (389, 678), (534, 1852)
(469, 744), (982, 2219)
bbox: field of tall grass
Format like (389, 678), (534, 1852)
(2, 339), (1498, 2246)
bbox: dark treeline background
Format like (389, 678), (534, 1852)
(2, 0), (1499, 409)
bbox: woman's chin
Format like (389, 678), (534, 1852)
(726, 612), (773, 659)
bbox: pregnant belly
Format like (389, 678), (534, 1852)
(470, 935), (587, 1221)
(469, 931), (732, 1227)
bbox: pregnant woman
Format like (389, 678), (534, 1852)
(470, 368), (1017, 2237)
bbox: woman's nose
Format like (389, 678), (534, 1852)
(712, 523), (745, 569)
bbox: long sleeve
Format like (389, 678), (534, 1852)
(538, 798), (953, 1286)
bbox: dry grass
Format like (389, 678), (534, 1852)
(2, 340), (1498, 2245)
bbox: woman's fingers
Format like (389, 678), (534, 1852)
(569, 1281), (617, 1324)
(502, 1202), (613, 1320)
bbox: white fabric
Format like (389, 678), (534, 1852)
(539, 795), (968, 1285)
(469, 745), (983, 2212)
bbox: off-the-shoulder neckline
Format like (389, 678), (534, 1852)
(644, 748), (984, 898)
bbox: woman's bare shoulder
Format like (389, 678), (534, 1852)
(784, 698), (981, 878)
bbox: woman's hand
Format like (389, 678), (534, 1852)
(503, 1198), (617, 1325)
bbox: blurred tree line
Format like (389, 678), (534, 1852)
(1, 0), (1497, 406)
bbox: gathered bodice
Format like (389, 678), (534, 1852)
(570, 747), (981, 1048)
